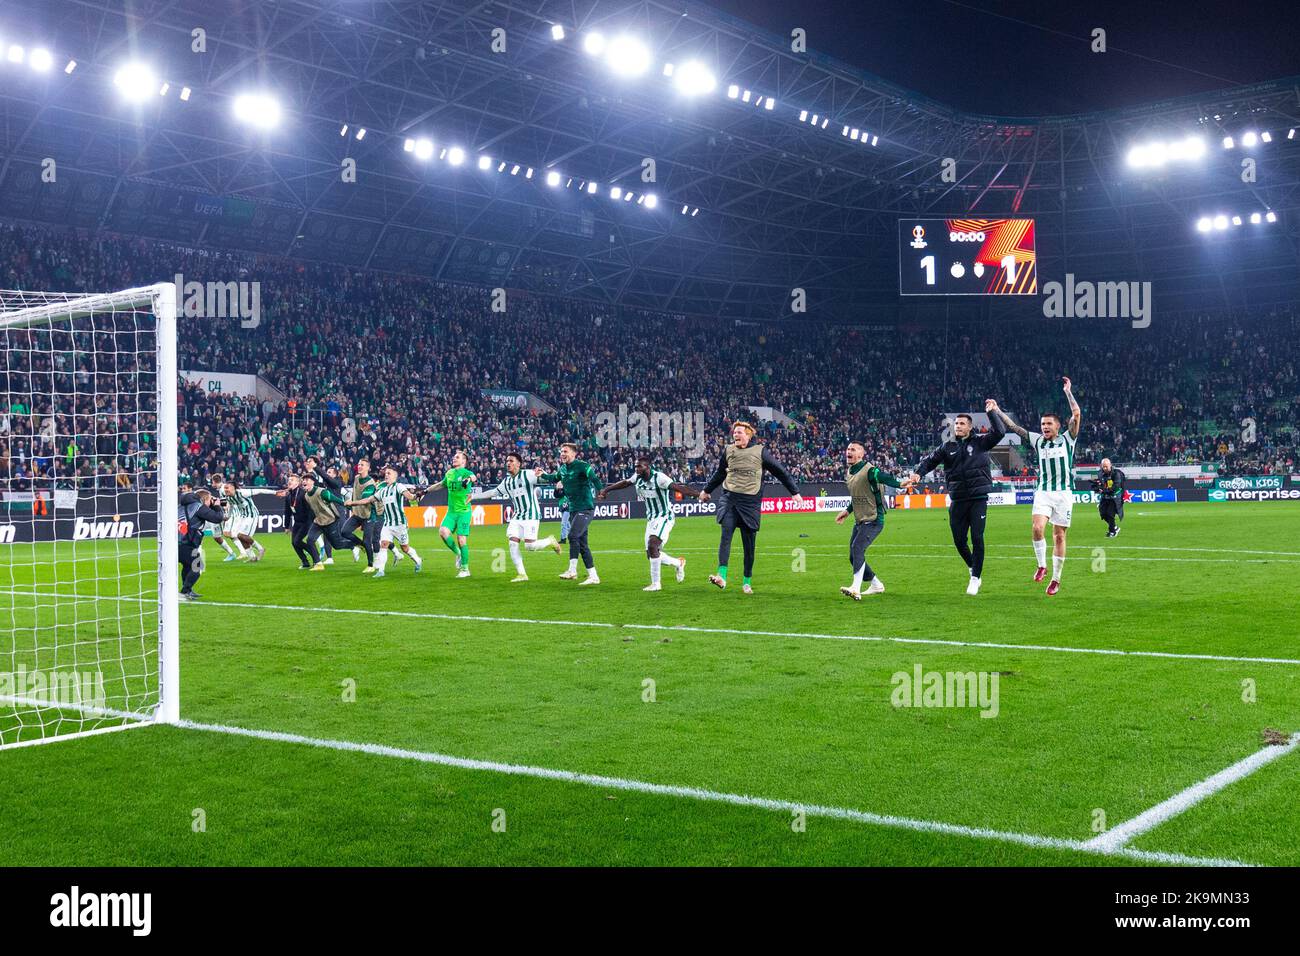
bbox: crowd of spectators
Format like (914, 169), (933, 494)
(2, 220), (1296, 492)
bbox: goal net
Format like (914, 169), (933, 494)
(0, 284), (177, 750)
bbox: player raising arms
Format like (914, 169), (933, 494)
(469, 452), (561, 582)
(702, 420), (800, 594)
(355, 465), (427, 578)
(429, 451), (477, 578)
(222, 480), (266, 562)
(991, 376), (1081, 595)
(906, 401), (1006, 595)
(598, 456), (704, 592)
(538, 443), (601, 585)
(836, 442), (913, 600)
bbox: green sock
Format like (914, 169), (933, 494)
(717, 565), (728, 580)
(743, 575), (752, 586)
(460, 544), (469, 569)
(443, 535), (460, 558)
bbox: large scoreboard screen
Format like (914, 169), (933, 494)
(899, 218), (1037, 295)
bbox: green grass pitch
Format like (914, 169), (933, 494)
(1, 500), (1298, 866)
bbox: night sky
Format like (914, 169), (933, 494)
(703, 0), (1300, 116)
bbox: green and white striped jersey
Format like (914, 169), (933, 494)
(1028, 431), (1077, 492)
(227, 490), (259, 519)
(477, 469), (541, 521)
(633, 468), (675, 520)
(373, 481), (414, 526)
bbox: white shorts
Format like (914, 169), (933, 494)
(233, 517), (257, 537)
(1031, 490), (1074, 528)
(644, 514), (675, 548)
(205, 520), (225, 535)
(379, 524), (410, 547)
(507, 518), (540, 541)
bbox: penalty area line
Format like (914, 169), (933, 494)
(174, 718), (1251, 867)
(1086, 732), (1300, 853)
(173, 596), (1300, 666)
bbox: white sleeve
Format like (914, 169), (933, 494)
(654, 471), (674, 490)
(1026, 431), (1042, 448)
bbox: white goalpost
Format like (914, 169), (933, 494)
(0, 283), (178, 750)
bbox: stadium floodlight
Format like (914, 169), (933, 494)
(681, 203), (689, 214)
(1241, 131), (1258, 148)
(610, 186), (623, 199)
(1261, 131), (1272, 143)
(64, 59), (77, 73)
(340, 124), (349, 136)
(799, 109), (808, 122)
(842, 125), (850, 136)
(851, 128), (860, 141)
(1289, 129), (1296, 140)
(439, 148), (447, 159)
(691, 207), (699, 216)
(636, 194), (644, 204)
(498, 161), (507, 172)
(1250, 212), (1262, 224)
(447, 146), (465, 166)
(355, 128), (365, 140)
(607, 35), (651, 76)
(7, 44), (23, 64)
(525, 167), (534, 179)
(871, 135), (879, 145)
(821, 118), (829, 129)
(810, 114), (818, 125)
(624, 190), (634, 201)
(1213, 214), (1229, 230)
(546, 170), (561, 187)
(662, 63), (674, 77)
(583, 32), (606, 56)
(510, 164), (520, 175)
(478, 155), (492, 170)
(551, 24), (566, 41)
(1196, 217), (1212, 232)
(764, 97), (775, 110)
(586, 181), (598, 194)
(413, 138), (434, 160)
(179, 86), (191, 101)
(29, 47), (52, 72)
(674, 60), (716, 96)
(727, 84), (739, 98)
(741, 89), (751, 103)
(403, 138), (415, 152)
(644, 193), (658, 209)
(113, 62), (157, 102)
(159, 82), (169, 96)
(1222, 136), (1234, 149)
(1232, 215), (1242, 226)
(232, 93), (282, 130)
(1266, 211), (1277, 222)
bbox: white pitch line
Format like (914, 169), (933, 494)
(3, 589), (1295, 666)
(175, 718), (1249, 867)
(177, 597), (1300, 666)
(1086, 732), (1300, 853)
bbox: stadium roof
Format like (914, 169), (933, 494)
(0, 0), (1297, 321)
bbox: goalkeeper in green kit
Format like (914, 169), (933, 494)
(430, 450), (477, 578)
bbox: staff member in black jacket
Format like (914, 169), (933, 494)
(277, 473), (317, 568)
(179, 488), (225, 601)
(1092, 458), (1125, 537)
(908, 400), (1006, 595)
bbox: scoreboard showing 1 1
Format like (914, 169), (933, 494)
(899, 218), (1037, 295)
